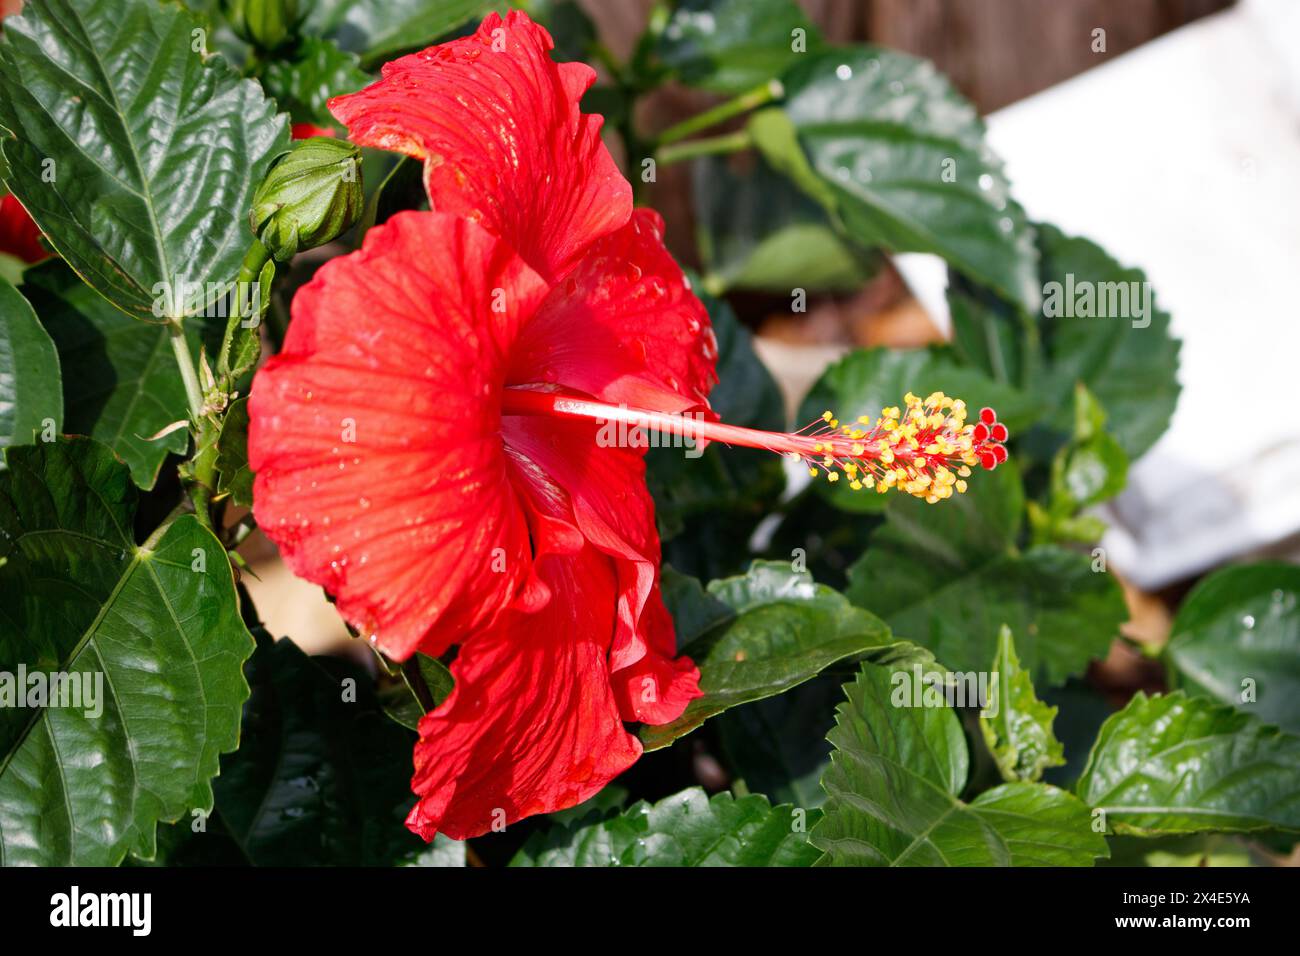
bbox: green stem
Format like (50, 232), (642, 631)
(654, 79), (783, 148)
(169, 320), (204, 420)
(655, 129), (753, 167)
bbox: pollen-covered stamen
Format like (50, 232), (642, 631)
(500, 388), (1008, 504)
(785, 393), (1007, 502)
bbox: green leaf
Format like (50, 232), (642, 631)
(215, 397), (253, 507)
(511, 787), (820, 866)
(655, 0), (822, 94)
(306, 0), (493, 69)
(752, 47), (1039, 312)
(846, 461), (1126, 685)
(949, 225), (1181, 460)
(1077, 691), (1300, 836)
(1029, 383), (1128, 544)
(981, 625), (1064, 782)
(812, 660), (1107, 866)
(797, 346), (1035, 514)
(1034, 225), (1181, 458)
(946, 270), (1038, 387)
(1103, 833), (1255, 868)
(22, 261), (218, 489)
(259, 36), (369, 129)
(717, 673), (842, 808)
(407, 834), (467, 867)
(693, 153), (878, 294)
(1166, 562), (1300, 733)
(0, 0), (289, 319)
(0, 276), (61, 447)
(647, 287), (784, 579)
(379, 651), (455, 733)
(0, 438), (255, 865)
(640, 561), (911, 750)
(207, 634), (426, 866)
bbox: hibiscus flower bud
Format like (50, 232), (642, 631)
(250, 137), (363, 261)
(222, 0), (301, 52)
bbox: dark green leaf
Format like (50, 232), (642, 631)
(0, 0), (288, 319)
(812, 660), (1107, 866)
(306, 0), (492, 68)
(1033, 225), (1180, 458)
(1102, 833), (1256, 868)
(797, 346), (1035, 514)
(0, 438), (255, 865)
(511, 787), (820, 866)
(407, 834), (466, 867)
(947, 270), (1038, 387)
(693, 153), (878, 294)
(980, 625), (1064, 782)
(1077, 691), (1300, 836)
(655, 0), (822, 93)
(717, 672), (842, 807)
(207, 635), (425, 866)
(0, 276), (61, 447)
(949, 225), (1181, 460)
(260, 36), (369, 129)
(752, 47), (1038, 311)
(215, 397), (252, 507)
(22, 261), (219, 489)
(1029, 383), (1128, 544)
(846, 461), (1126, 685)
(641, 560), (908, 750)
(380, 652), (454, 732)
(1166, 562), (1300, 733)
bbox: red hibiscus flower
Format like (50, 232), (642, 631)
(248, 10), (1008, 840)
(250, 11), (713, 840)
(0, 192), (49, 263)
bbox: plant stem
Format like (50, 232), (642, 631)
(169, 320), (204, 420)
(654, 79), (783, 148)
(655, 129), (753, 167)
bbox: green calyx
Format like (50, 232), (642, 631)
(250, 137), (364, 262)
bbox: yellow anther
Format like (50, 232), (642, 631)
(822, 411), (833, 422)
(955, 479), (968, 493)
(827, 472), (839, 483)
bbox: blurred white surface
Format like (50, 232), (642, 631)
(897, 0), (1300, 588)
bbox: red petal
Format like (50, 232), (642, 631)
(406, 513), (642, 840)
(291, 123), (335, 140)
(508, 209), (719, 415)
(248, 211), (551, 660)
(329, 10), (631, 283)
(0, 192), (50, 264)
(503, 415), (702, 725)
